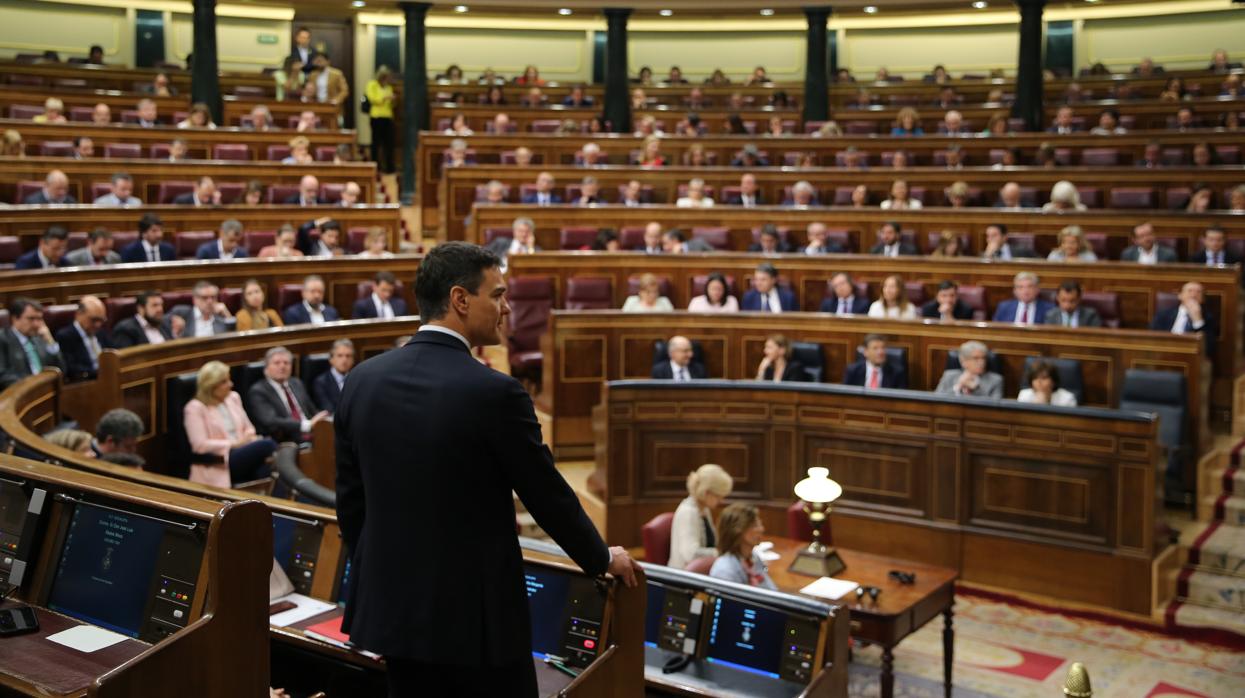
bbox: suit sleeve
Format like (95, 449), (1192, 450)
(311, 374), (332, 412)
(334, 385), (365, 555)
(247, 386), (300, 439)
(489, 378), (609, 576)
(0, 343), (21, 389)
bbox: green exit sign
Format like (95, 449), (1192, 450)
(257, 34), (278, 44)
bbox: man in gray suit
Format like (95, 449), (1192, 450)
(163, 280), (235, 338)
(935, 340), (1003, 398)
(662, 229), (714, 253)
(1120, 222), (1178, 264)
(63, 228), (121, 266)
(1044, 280), (1103, 328)
(246, 346), (328, 443)
(0, 298), (67, 390)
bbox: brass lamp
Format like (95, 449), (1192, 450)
(790, 467), (846, 577)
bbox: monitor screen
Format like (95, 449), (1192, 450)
(705, 595), (790, 679)
(47, 502), (167, 638)
(0, 480), (29, 586)
(524, 564), (606, 668)
(643, 581), (703, 655)
(272, 514), (320, 595)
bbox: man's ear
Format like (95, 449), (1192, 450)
(448, 286), (468, 315)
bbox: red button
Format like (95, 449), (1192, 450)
(583, 639), (595, 649)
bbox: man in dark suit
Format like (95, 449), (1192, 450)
(868, 221), (919, 257)
(164, 281), (235, 337)
(119, 213), (176, 263)
(171, 176), (220, 206)
(296, 218), (343, 257)
(53, 295), (112, 381)
(0, 298), (68, 390)
(112, 291), (177, 348)
(22, 170), (76, 204)
(14, 225), (69, 270)
(746, 225), (790, 253)
(725, 173), (764, 207)
(291, 26), (317, 73)
(802, 222), (845, 255)
(819, 272), (870, 315)
(651, 335), (706, 380)
(843, 334), (908, 390)
(980, 223), (1036, 260)
(246, 346), (328, 442)
(195, 219), (248, 260)
(993, 272), (1055, 325)
(283, 275), (342, 325)
(740, 263), (798, 312)
(334, 242), (636, 696)
(661, 229), (714, 253)
(519, 171), (562, 206)
(1151, 282), (1218, 357)
(1044, 280), (1103, 328)
(352, 271), (409, 319)
(284, 175), (321, 206)
(921, 280), (976, 321)
(1190, 225), (1241, 266)
(1120, 222), (1179, 264)
(312, 339), (354, 413)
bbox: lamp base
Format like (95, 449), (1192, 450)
(789, 546), (846, 577)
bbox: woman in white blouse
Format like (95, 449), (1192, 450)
(880, 179), (923, 210)
(668, 464), (734, 570)
(868, 274), (918, 320)
(688, 272), (739, 312)
(675, 178), (715, 208)
(1017, 359), (1078, 407)
(622, 273), (674, 312)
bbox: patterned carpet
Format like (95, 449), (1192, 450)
(846, 589), (1244, 697)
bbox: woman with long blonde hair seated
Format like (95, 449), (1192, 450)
(868, 274), (918, 320)
(183, 361), (277, 487)
(668, 464), (734, 569)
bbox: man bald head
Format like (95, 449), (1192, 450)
(300, 174), (320, 202)
(668, 335), (693, 368)
(45, 169), (70, 202)
(75, 295), (107, 336)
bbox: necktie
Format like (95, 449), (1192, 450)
(838, 298), (847, 314)
(868, 367), (880, 389)
(1019, 304), (1029, 323)
(1214, 252), (1222, 265)
(87, 334), (100, 369)
(761, 294), (771, 312)
(676, 367), (686, 381)
(22, 339), (41, 374)
(281, 383), (304, 421)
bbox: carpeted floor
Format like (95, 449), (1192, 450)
(846, 589), (1244, 697)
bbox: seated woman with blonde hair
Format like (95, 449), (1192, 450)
(45, 428), (94, 456)
(929, 230), (965, 257)
(755, 334), (808, 382)
(868, 274), (919, 319)
(183, 361), (278, 488)
(1047, 225), (1097, 262)
(282, 136), (314, 165)
(669, 464), (734, 569)
(622, 273), (674, 312)
(356, 227), (395, 259)
(709, 503), (777, 589)
(234, 279), (284, 331)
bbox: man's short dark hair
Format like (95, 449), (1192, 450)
(1057, 280), (1083, 296)
(414, 242), (500, 321)
(882, 221), (900, 233)
(755, 262), (778, 278)
(296, 26), (310, 34)
(138, 213), (162, 233)
(988, 223), (1008, 236)
(88, 227), (111, 242)
(43, 225), (68, 242)
(8, 297), (43, 317)
(760, 224), (779, 239)
(320, 219), (342, 233)
(95, 407), (144, 444)
(110, 172), (132, 185)
(863, 333), (887, 347)
(663, 229), (687, 243)
(1206, 224), (1226, 236)
(136, 290), (161, 308)
(938, 280), (958, 292)
(375, 270), (397, 286)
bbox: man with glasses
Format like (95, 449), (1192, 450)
(0, 297), (67, 389)
(165, 281), (235, 337)
(53, 295), (113, 381)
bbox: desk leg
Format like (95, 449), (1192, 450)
(880, 647), (894, 698)
(943, 607), (955, 698)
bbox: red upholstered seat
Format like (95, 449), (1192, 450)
(1081, 292), (1121, 329)
(88, 182), (112, 201)
(175, 231), (215, 259)
(1161, 148), (1188, 166)
(8, 105), (42, 120)
(833, 186), (857, 205)
(442, 148), (479, 165)
(356, 280), (405, 300)
(315, 146), (337, 162)
(628, 274), (674, 298)
(529, 119), (561, 133)
(157, 181), (195, 204)
(161, 291), (193, 311)
(42, 304), (77, 334)
(474, 183), (511, 202)
(686, 556), (715, 575)
(1165, 188), (1191, 210)
(957, 285), (988, 321)
(104, 297), (136, 329)
(149, 143), (171, 160)
(641, 512), (675, 565)
(1081, 148), (1119, 166)
(566, 277), (614, 310)
(782, 151), (814, 166)
(691, 226), (729, 250)
(483, 228), (510, 245)
(1075, 187), (1101, 208)
(559, 226), (598, 250)
(844, 120), (875, 135)
(320, 183), (345, 204)
(39, 141), (74, 157)
(908, 186), (928, 205)
(104, 143), (142, 159)
(15, 181), (43, 204)
(803, 120), (826, 134)
(904, 281), (927, 306)
(786, 500), (832, 543)
(68, 106), (97, 122)
(1215, 145), (1240, 165)
(211, 144), (250, 161)
(925, 231), (971, 254)
(276, 284), (304, 311)
(1084, 233), (1108, 259)
(244, 230), (275, 256)
(347, 227), (370, 253)
(266, 184), (299, 203)
(217, 182), (245, 204)
(266, 145), (292, 161)
(507, 276), (554, 380)
(620, 226), (647, 249)
(111, 231), (138, 250)
(1109, 187), (1157, 209)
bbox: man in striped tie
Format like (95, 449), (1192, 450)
(651, 336), (706, 381)
(0, 297), (67, 389)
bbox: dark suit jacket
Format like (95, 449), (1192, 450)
(245, 377), (316, 442)
(993, 299), (1057, 324)
(22, 191), (76, 205)
(740, 288), (798, 312)
(842, 359), (909, 389)
(868, 242), (920, 256)
(282, 302), (342, 325)
(284, 194), (318, 205)
(0, 328), (67, 389)
(195, 241), (248, 260)
(519, 192), (563, 205)
(13, 250), (60, 270)
(170, 192), (207, 205)
(1121, 245), (1179, 263)
(983, 244), (1037, 260)
(1043, 305), (1103, 328)
(1151, 307), (1218, 357)
(1190, 249), (1243, 266)
(291, 46), (318, 73)
(352, 296), (410, 319)
(651, 360), (707, 379)
(746, 241), (792, 253)
(920, 298), (975, 320)
(119, 240), (176, 264)
(312, 370), (343, 413)
(53, 324), (113, 381)
(163, 305), (235, 337)
(818, 295), (870, 315)
(725, 192), (765, 206)
(334, 331), (608, 663)
(761, 361), (808, 382)
(111, 316), (172, 348)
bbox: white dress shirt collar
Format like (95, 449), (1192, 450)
(1137, 246), (1158, 265)
(303, 301), (326, 324)
(418, 324), (471, 350)
(670, 360), (691, 380)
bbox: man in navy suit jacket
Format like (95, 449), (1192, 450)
(725, 173), (764, 207)
(842, 334), (909, 389)
(52, 296), (113, 381)
(195, 219), (249, 260)
(335, 242), (636, 696)
(14, 226), (68, 270)
(312, 339), (355, 413)
(119, 214), (176, 263)
(1190, 225), (1242, 267)
(352, 271), (409, 319)
(819, 272), (870, 315)
(519, 171), (562, 205)
(1151, 282), (1218, 357)
(740, 263), (798, 312)
(282, 275), (342, 325)
(651, 336), (706, 380)
(992, 271), (1055, 325)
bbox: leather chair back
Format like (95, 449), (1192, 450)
(565, 277), (613, 310)
(791, 342), (824, 383)
(1023, 356), (1085, 404)
(175, 230), (215, 259)
(559, 226), (599, 250)
(164, 372), (198, 480)
(641, 512), (675, 565)
(685, 556), (716, 575)
(1120, 369), (1187, 449)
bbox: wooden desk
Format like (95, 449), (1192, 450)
(767, 539), (958, 698)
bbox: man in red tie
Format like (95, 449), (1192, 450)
(842, 334), (908, 390)
(245, 346), (329, 442)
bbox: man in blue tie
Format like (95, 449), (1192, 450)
(0, 297), (67, 389)
(1190, 225), (1241, 267)
(741, 263), (798, 312)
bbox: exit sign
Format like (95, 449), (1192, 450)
(257, 34), (278, 44)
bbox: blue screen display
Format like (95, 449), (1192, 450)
(705, 596), (787, 678)
(524, 567), (571, 658)
(47, 503), (165, 638)
(643, 582), (665, 647)
(337, 556), (352, 604)
(273, 515), (296, 568)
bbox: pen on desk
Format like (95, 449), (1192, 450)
(543, 657), (579, 678)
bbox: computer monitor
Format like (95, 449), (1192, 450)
(524, 562), (607, 669)
(644, 580), (704, 655)
(45, 501), (202, 643)
(0, 478), (44, 588)
(704, 593), (821, 684)
(272, 514), (322, 595)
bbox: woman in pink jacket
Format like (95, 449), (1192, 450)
(183, 360), (278, 488)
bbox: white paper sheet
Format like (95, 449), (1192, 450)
(268, 593), (336, 627)
(799, 576), (860, 601)
(754, 541), (780, 562)
(46, 625), (128, 653)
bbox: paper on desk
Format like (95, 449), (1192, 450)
(46, 625), (128, 653)
(754, 541), (780, 562)
(269, 593), (336, 627)
(799, 577), (860, 601)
